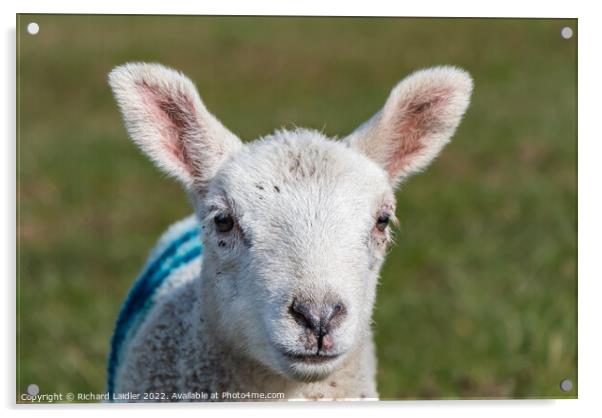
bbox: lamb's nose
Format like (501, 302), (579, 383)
(289, 299), (346, 350)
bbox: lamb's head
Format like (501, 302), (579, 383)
(109, 63), (472, 382)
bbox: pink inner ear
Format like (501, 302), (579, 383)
(137, 82), (200, 176)
(385, 87), (451, 177)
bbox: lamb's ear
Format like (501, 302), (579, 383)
(108, 63), (242, 191)
(345, 66), (473, 186)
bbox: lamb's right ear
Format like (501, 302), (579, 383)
(108, 63), (242, 191)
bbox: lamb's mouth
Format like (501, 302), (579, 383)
(282, 351), (340, 364)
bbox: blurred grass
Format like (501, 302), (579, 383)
(16, 15), (576, 400)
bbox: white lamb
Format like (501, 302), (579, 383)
(106, 63), (472, 401)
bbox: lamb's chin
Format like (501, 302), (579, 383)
(266, 351), (344, 383)
(285, 360), (342, 382)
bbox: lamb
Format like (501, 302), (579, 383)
(106, 62), (472, 401)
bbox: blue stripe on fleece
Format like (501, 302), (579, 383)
(107, 223), (202, 396)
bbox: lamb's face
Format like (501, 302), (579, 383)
(109, 63), (472, 383)
(198, 131), (394, 381)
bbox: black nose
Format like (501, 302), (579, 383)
(289, 299), (346, 350)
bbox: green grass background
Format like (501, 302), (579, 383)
(17, 15), (577, 400)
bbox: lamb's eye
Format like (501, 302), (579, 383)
(376, 214), (390, 232)
(214, 213), (234, 233)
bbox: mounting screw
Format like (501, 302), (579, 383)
(560, 379), (573, 392)
(560, 27), (573, 39)
(27, 22), (39, 35)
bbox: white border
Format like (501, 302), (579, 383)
(1, 0), (583, 17)
(3, 1), (599, 417)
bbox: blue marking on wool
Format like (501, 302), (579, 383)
(107, 222), (202, 397)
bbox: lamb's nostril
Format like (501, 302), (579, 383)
(325, 303), (346, 327)
(289, 299), (320, 332)
(321, 302), (347, 339)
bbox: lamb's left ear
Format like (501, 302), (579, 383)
(345, 66), (473, 186)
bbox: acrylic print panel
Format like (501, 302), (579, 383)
(16, 14), (577, 402)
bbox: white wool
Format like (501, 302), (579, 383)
(109, 63), (472, 401)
